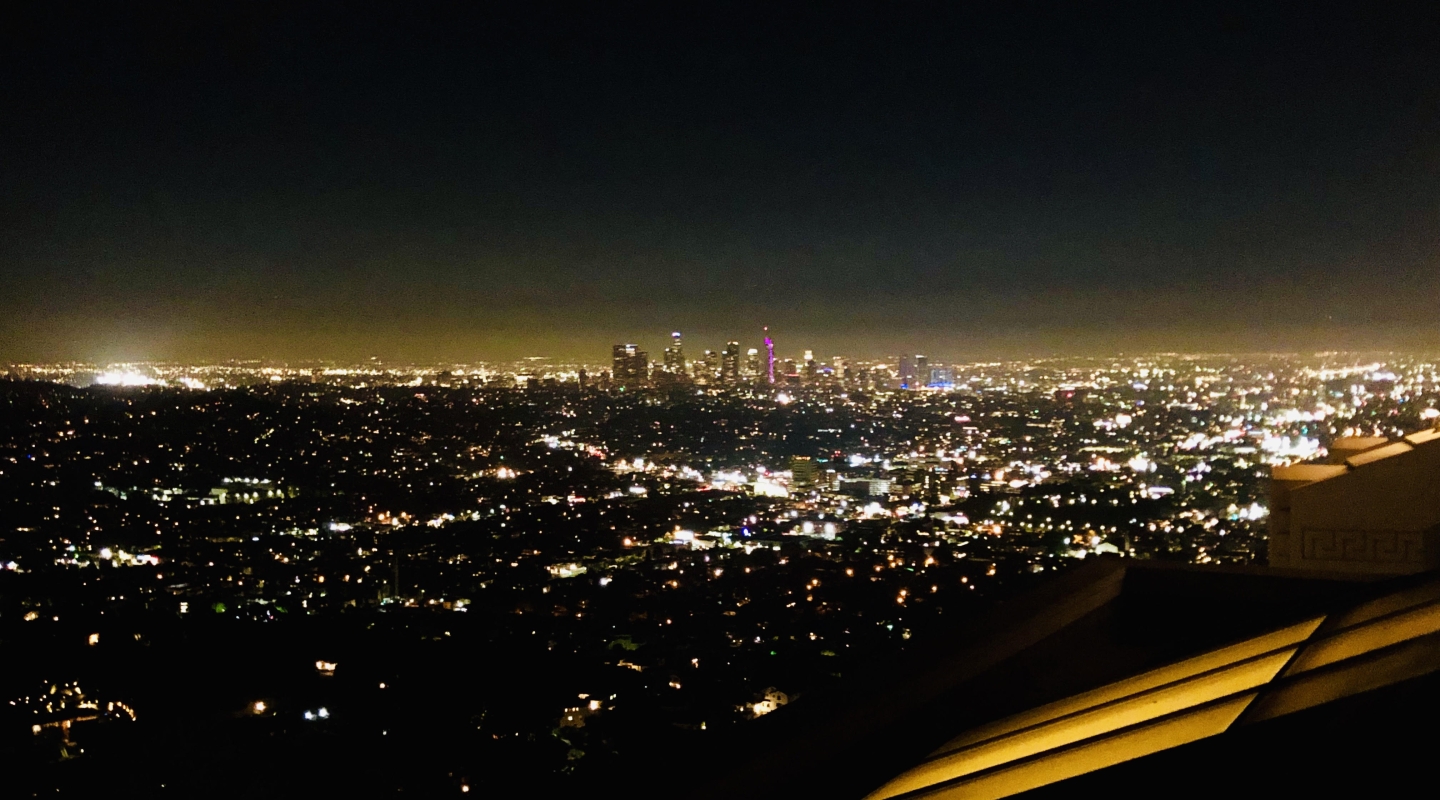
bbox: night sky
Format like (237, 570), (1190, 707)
(3, 4), (1438, 363)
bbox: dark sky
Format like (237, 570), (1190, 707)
(3, 3), (1438, 363)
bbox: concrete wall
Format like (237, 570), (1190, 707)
(1270, 439), (1440, 574)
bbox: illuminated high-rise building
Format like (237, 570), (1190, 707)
(745, 348), (761, 379)
(611, 343), (648, 388)
(663, 331), (686, 373)
(789, 456), (819, 490)
(721, 341), (741, 384)
(764, 327), (775, 384)
(899, 356), (917, 389)
(780, 359), (799, 383)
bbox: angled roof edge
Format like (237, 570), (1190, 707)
(867, 570), (1440, 800)
(674, 558), (1374, 800)
(1274, 425), (1440, 489)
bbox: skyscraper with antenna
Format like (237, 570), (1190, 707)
(764, 327), (775, 384)
(663, 331), (685, 373)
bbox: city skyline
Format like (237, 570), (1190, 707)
(6, 343), (1439, 793)
(6, 322), (1440, 367)
(8, 4), (1440, 795)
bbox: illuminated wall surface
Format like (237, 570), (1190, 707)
(866, 578), (1440, 800)
(1268, 427), (1440, 574)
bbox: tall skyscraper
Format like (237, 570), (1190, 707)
(612, 344), (629, 377)
(899, 356), (917, 389)
(745, 348), (761, 379)
(722, 341), (741, 384)
(611, 344), (648, 388)
(789, 456), (819, 490)
(764, 327), (775, 384)
(663, 331), (686, 373)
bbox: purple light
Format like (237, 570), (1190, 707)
(764, 327), (774, 384)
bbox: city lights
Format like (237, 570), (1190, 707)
(5, 3), (1435, 793)
(4, 349), (1439, 789)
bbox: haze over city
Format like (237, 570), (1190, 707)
(4, 4), (1438, 363)
(6, 4), (1440, 798)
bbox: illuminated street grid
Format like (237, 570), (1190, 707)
(2, 350), (1437, 787)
